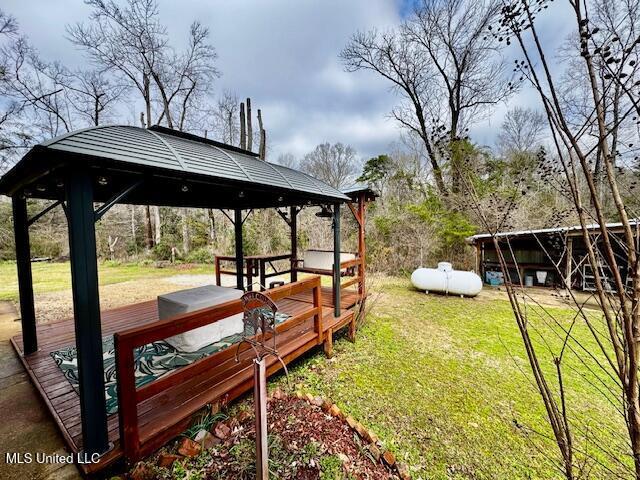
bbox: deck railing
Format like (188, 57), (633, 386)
(114, 275), (323, 463)
(293, 255), (365, 302)
(337, 257), (365, 296)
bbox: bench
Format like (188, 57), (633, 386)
(294, 249), (357, 276)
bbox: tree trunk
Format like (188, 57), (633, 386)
(181, 209), (191, 255)
(153, 206), (161, 245)
(207, 209), (216, 243)
(151, 70), (173, 128)
(130, 205), (138, 255)
(246, 98), (252, 152)
(143, 74), (152, 129)
(94, 96), (100, 126)
(427, 149), (448, 196)
(144, 206), (153, 250)
(240, 102), (246, 150)
(258, 109), (266, 160)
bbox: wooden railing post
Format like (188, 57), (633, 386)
(115, 334), (140, 463)
(259, 260), (266, 291)
(333, 203), (341, 317)
(215, 256), (221, 286)
(313, 278), (323, 343)
(290, 206), (298, 283)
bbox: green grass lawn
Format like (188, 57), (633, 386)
(279, 276), (629, 480)
(0, 262), (627, 478)
(0, 260), (212, 301)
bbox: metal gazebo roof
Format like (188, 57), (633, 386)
(341, 182), (378, 201)
(0, 124), (349, 208)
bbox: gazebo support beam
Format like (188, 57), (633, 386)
(65, 169), (109, 455)
(333, 203), (341, 317)
(234, 209), (244, 291)
(28, 199), (64, 226)
(12, 195), (37, 354)
(290, 206), (298, 283)
(357, 193), (366, 298)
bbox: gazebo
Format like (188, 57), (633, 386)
(0, 125), (374, 472)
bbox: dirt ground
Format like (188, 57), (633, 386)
(30, 273), (241, 324)
(25, 268), (603, 325)
(473, 284), (603, 311)
(140, 393), (400, 480)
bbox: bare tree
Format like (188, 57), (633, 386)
(464, 0), (640, 477)
(0, 9), (27, 171)
(300, 143), (360, 189)
(156, 21), (219, 131)
(67, 0), (164, 128)
(275, 152), (297, 169)
(1, 36), (73, 146)
(0, 10), (17, 37)
(63, 69), (127, 126)
(68, 0), (218, 131)
(497, 107), (547, 154)
(341, 0), (512, 195)
(211, 89), (239, 144)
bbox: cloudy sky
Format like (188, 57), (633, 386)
(3, 0), (573, 161)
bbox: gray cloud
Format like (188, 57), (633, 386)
(3, 0), (572, 162)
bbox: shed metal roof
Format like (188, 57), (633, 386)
(0, 125), (350, 208)
(467, 219), (640, 244)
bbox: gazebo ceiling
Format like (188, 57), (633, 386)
(0, 125), (350, 209)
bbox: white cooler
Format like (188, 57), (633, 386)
(158, 285), (244, 352)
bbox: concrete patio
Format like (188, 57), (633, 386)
(0, 301), (80, 480)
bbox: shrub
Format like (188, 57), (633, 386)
(30, 236), (64, 259)
(152, 241), (177, 261)
(184, 247), (215, 264)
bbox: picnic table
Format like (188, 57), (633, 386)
(214, 253), (293, 291)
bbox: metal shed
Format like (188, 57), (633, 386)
(467, 221), (640, 290)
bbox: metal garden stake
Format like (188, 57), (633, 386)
(237, 291), (288, 480)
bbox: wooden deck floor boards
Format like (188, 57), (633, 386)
(11, 285), (356, 474)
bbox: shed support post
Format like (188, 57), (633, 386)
(333, 203), (341, 317)
(565, 237), (573, 291)
(65, 169), (109, 455)
(234, 209), (244, 291)
(12, 195), (37, 354)
(290, 206), (298, 283)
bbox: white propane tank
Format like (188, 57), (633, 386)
(411, 262), (482, 297)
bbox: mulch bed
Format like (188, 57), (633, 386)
(129, 392), (402, 480)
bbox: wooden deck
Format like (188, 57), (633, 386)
(11, 285), (359, 474)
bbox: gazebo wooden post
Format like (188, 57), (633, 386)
(290, 206), (298, 283)
(65, 168), (109, 455)
(357, 193), (366, 298)
(333, 203), (341, 317)
(234, 209), (244, 291)
(12, 194), (37, 354)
